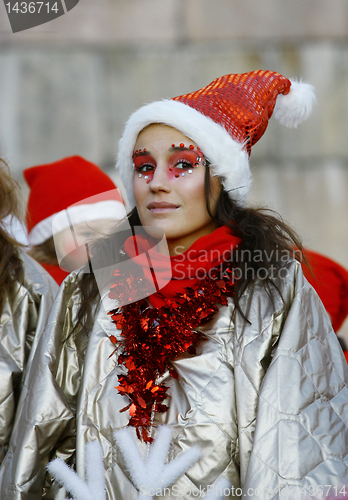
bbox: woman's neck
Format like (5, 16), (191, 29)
(158, 220), (219, 256)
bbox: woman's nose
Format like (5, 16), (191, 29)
(149, 162), (171, 193)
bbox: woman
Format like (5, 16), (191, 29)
(0, 158), (58, 466)
(24, 156), (126, 285)
(1, 70), (348, 499)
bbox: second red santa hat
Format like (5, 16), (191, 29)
(25, 155), (126, 245)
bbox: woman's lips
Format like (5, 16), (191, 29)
(147, 201), (179, 213)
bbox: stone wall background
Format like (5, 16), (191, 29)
(0, 0), (347, 334)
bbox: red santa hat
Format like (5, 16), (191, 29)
(302, 249), (348, 333)
(25, 156), (126, 245)
(116, 70), (316, 208)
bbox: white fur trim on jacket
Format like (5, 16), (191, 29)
(29, 200), (126, 245)
(116, 100), (251, 208)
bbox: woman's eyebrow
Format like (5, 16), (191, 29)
(171, 146), (192, 152)
(133, 150), (150, 157)
(134, 146), (193, 156)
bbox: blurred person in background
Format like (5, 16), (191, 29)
(2, 71), (348, 499)
(303, 248), (348, 358)
(0, 157), (58, 466)
(24, 156), (126, 285)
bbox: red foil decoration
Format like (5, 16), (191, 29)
(108, 263), (235, 442)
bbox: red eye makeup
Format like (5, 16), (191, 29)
(167, 149), (203, 178)
(133, 144), (205, 183)
(133, 154), (156, 183)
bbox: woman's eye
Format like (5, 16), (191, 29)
(80, 231), (96, 239)
(137, 164), (155, 172)
(174, 161), (193, 170)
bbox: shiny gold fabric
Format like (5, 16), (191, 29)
(0, 252), (58, 465)
(1, 260), (348, 499)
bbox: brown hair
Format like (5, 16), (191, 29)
(0, 159), (24, 313)
(204, 164), (304, 316)
(27, 236), (59, 266)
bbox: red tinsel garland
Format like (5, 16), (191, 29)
(108, 264), (235, 442)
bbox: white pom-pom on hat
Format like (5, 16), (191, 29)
(274, 79), (316, 128)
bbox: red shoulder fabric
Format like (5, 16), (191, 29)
(302, 249), (348, 333)
(40, 262), (70, 286)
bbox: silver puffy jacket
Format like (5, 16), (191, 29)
(0, 252), (58, 465)
(1, 259), (347, 499)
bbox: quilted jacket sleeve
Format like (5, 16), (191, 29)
(0, 271), (88, 500)
(0, 253), (58, 465)
(236, 260), (348, 498)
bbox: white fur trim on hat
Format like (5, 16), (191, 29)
(116, 100), (251, 208)
(274, 79), (316, 128)
(29, 200), (126, 245)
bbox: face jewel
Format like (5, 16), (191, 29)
(188, 170), (193, 174)
(181, 173), (185, 176)
(139, 173), (143, 178)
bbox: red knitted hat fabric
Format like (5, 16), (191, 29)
(24, 156), (120, 234)
(173, 70), (291, 156)
(302, 249), (348, 333)
(117, 69), (315, 208)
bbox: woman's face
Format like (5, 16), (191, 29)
(133, 124), (222, 255)
(55, 219), (119, 271)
